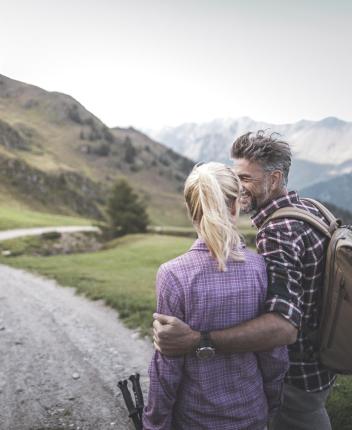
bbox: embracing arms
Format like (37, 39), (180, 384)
(153, 224), (304, 356)
(153, 311), (297, 355)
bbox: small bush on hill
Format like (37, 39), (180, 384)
(123, 137), (137, 164)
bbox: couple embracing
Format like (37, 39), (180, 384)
(143, 131), (335, 430)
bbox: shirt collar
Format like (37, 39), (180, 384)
(251, 190), (300, 229)
(189, 237), (246, 252)
(189, 238), (208, 251)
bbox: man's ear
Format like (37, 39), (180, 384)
(270, 170), (283, 192)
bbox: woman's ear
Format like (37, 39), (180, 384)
(230, 198), (237, 216)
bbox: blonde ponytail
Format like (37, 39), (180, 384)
(184, 162), (243, 271)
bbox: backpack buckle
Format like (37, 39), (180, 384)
(329, 219), (341, 234)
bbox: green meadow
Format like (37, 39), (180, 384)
(0, 205), (93, 231)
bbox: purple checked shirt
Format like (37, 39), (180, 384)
(143, 239), (289, 430)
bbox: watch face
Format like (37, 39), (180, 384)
(196, 347), (215, 359)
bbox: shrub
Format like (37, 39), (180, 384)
(123, 137), (137, 164)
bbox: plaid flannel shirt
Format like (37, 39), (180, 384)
(252, 191), (336, 392)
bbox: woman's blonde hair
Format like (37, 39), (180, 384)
(184, 162), (244, 271)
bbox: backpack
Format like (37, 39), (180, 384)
(262, 198), (352, 374)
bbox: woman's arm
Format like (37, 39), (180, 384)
(256, 346), (289, 418)
(143, 266), (185, 430)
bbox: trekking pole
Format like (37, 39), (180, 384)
(117, 379), (142, 430)
(129, 373), (144, 420)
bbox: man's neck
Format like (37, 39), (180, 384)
(271, 187), (288, 202)
(258, 187), (288, 212)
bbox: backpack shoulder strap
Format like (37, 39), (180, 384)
(301, 198), (337, 224)
(262, 207), (332, 238)
(301, 198), (342, 233)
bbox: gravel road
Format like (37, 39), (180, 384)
(0, 264), (153, 430)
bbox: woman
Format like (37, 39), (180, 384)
(143, 162), (288, 430)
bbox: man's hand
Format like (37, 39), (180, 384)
(153, 313), (200, 356)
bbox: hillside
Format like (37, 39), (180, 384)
(0, 74), (194, 226)
(289, 159), (335, 190)
(301, 174), (352, 215)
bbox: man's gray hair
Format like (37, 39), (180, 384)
(231, 130), (292, 186)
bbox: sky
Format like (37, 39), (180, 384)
(1, 0), (351, 129)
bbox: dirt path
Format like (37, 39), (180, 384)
(0, 264), (153, 430)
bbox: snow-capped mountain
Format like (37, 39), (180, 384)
(147, 116), (352, 166)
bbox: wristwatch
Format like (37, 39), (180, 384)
(196, 331), (215, 359)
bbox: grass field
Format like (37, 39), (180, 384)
(0, 232), (350, 429)
(0, 205), (93, 231)
(0, 234), (193, 334)
(148, 216), (256, 248)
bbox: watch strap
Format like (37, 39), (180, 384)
(199, 331), (213, 348)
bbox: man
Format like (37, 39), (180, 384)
(153, 131), (335, 430)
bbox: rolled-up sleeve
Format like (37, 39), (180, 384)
(257, 223), (305, 329)
(143, 266), (185, 430)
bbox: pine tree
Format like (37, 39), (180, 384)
(107, 179), (149, 237)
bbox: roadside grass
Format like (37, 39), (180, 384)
(0, 206), (93, 231)
(0, 235), (44, 256)
(327, 376), (352, 430)
(0, 234), (193, 335)
(148, 216), (256, 246)
(0, 231), (349, 428)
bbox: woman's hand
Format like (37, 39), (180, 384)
(153, 313), (201, 356)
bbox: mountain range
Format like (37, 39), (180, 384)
(1, 73), (351, 220)
(147, 116), (352, 165)
(0, 74), (194, 226)
(147, 117), (352, 211)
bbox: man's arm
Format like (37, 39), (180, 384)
(153, 311), (297, 356)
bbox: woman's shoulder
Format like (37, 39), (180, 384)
(228, 248), (267, 293)
(158, 243), (204, 282)
(159, 250), (196, 276)
(156, 254), (193, 298)
(241, 248), (266, 272)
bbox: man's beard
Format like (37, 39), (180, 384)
(240, 190), (257, 214)
(240, 186), (270, 214)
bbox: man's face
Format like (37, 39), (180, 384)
(233, 158), (272, 214)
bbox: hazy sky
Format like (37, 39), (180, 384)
(1, 0), (351, 129)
